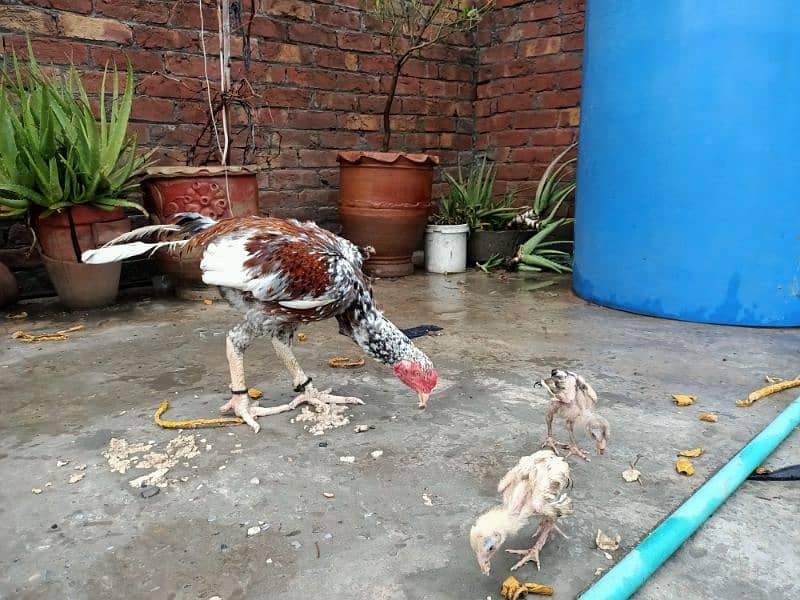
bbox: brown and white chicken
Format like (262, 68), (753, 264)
(83, 213), (438, 432)
(536, 369), (609, 461)
(470, 450), (573, 575)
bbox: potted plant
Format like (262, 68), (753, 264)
(425, 187), (470, 275)
(338, 0), (493, 277)
(441, 156), (531, 265)
(511, 145), (577, 274)
(0, 45), (153, 309)
(141, 0), (262, 288)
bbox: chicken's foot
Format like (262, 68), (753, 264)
(220, 394), (296, 433)
(506, 520), (562, 571)
(289, 385), (365, 411)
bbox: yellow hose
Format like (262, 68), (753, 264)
(736, 379), (800, 407)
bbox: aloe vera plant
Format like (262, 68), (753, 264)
(513, 145), (577, 273)
(433, 157), (521, 230)
(0, 43), (153, 219)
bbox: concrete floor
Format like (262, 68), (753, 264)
(1, 273), (798, 600)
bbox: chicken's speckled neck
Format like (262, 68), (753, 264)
(340, 286), (430, 369)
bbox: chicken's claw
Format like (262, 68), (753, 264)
(506, 547), (541, 571)
(541, 437), (561, 455)
(562, 444), (590, 462)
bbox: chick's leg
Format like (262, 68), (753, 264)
(271, 337), (364, 409)
(506, 519), (560, 571)
(562, 418), (590, 461)
(541, 405), (561, 454)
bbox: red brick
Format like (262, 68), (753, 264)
(0, 7), (57, 35)
(314, 5), (360, 29)
(263, 87), (312, 108)
(491, 130), (530, 147)
(318, 131), (360, 149)
(288, 23), (337, 47)
(538, 89), (581, 108)
(59, 14), (132, 44)
(136, 74), (204, 99)
(135, 26), (195, 50)
(474, 98), (496, 118)
(557, 70), (582, 90)
(95, 0), (171, 25)
(514, 110), (561, 129)
(337, 72), (380, 94)
(249, 17), (287, 41)
(439, 132), (472, 151)
(260, 42), (304, 64)
(520, 2), (560, 21)
(3, 36), (90, 65)
(286, 68), (337, 90)
(315, 91), (358, 111)
(562, 33), (584, 51)
(358, 95), (388, 114)
(149, 123), (205, 145)
(358, 54), (395, 74)
(288, 111), (338, 130)
(535, 53), (582, 73)
(496, 21), (541, 43)
(481, 43), (516, 64)
(264, 0), (313, 21)
(269, 169), (322, 189)
(520, 36), (561, 57)
(21, 0), (92, 13)
(438, 63), (473, 82)
(337, 32), (378, 52)
(175, 100), (211, 124)
(561, 0), (586, 15)
(497, 93), (533, 113)
(92, 47), (163, 73)
(560, 13), (585, 34)
(512, 73), (558, 94)
(496, 163), (533, 181)
(393, 76), (419, 96)
(529, 128), (575, 145)
(403, 58), (438, 79)
(338, 113), (381, 131)
(478, 78), (516, 98)
(315, 48), (358, 71)
(510, 147), (557, 162)
(230, 62), (285, 85)
(559, 107), (581, 127)
(131, 96), (175, 122)
(165, 2), (216, 29)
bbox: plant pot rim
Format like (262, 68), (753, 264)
(426, 223), (469, 233)
(144, 165), (262, 179)
(337, 151), (440, 166)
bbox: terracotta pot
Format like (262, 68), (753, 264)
(34, 206), (131, 262)
(0, 262), (19, 307)
(41, 253), (122, 309)
(337, 151), (438, 278)
(467, 229), (535, 264)
(142, 166), (261, 282)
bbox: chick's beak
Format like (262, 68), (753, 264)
(417, 392), (430, 409)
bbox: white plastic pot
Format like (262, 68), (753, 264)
(424, 224), (469, 274)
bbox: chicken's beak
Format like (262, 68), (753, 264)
(417, 392), (430, 409)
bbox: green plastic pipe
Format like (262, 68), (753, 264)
(580, 395), (800, 600)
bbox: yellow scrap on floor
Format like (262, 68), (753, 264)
(153, 388), (262, 429)
(500, 575), (554, 599)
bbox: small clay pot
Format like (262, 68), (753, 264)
(34, 206), (130, 262)
(0, 262), (19, 307)
(337, 152), (438, 278)
(40, 253), (122, 309)
(467, 229), (535, 264)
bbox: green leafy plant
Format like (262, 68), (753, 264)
(0, 43), (153, 219)
(363, 0), (493, 151)
(433, 157), (521, 230)
(512, 145), (577, 273)
(476, 253), (504, 273)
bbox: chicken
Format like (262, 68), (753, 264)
(83, 213), (438, 432)
(470, 450), (572, 575)
(536, 369), (609, 461)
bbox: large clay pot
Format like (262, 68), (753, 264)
(337, 152), (438, 278)
(40, 253), (122, 309)
(34, 206), (130, 262)
(0, 262), (18, 307)
(34, 205), (131, 309)
(142, 166), (261, 283)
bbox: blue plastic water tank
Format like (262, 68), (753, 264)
(573, 1), (800, 326)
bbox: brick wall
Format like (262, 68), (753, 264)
(475, 0), (583, 197)
(0, 0), (585, 298)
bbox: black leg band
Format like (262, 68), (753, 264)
(294, 377), (312, 393)
(230, 388), (249, 395)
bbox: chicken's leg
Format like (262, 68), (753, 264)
(271, 337), (365, 409)
(220, 329), (296, 433)
(506, 519), (565, 571)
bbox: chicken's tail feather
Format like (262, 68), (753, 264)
(81, 213), (218, 264)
